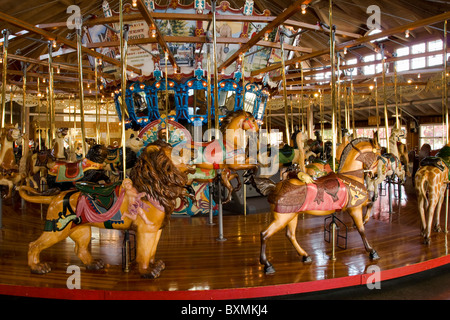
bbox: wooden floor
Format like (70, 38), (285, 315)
(0, 179), (449, 300)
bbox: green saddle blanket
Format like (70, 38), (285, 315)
(75, 181), (122, 210)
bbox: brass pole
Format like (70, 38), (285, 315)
(382, 47), (389, 153)
(207, 43), (212, 140)
(351, 74), (355, 138)
(280, 30), (291, 146)
(9, 87), (13, 124)
(22, 65), (26, 134)
(375, 78), (379, 133)
(76, 30), (87, 157)
(329, 0), (337, 172)
(444, 20), (448, 144)
(164, 51), (169, 141)
(48, 42), (55, 144)
(300, 63), (304, 132)
(1, 29), (9, 128)
(394, 63), (400, 129)
(95, 58), (100, 143)
(212, 0), (220, 135)
(337, 55), (341, 144)
(37, 78), (41, 150)
(106, 102), (110, 146)
(120, 0), (128, 175)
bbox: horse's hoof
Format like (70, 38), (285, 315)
(302, 255), (312, 264)
(264, 264), (276, 275)
(86, 259), (105, 271)
(140, 260), (166, 279)
(369, 250), (380, 260)
(30, 262), (51, 274)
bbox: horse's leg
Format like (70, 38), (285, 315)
(220, 170), (235, 204)
(347, 206), (379, 260)
(28, 227), (72, 274)
(363, 201), (373, 225)
(260, 212), (297, 274)
(69, 226), (104, 270)
(424, 193), (439, 244)
(285, 214), (312, 263)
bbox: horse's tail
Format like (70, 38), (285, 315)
(18, 186), (60, 204)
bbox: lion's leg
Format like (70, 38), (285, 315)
(136, 230), (164, 279)
(69, 226), (104, 270)
(28, 228), (72, 274)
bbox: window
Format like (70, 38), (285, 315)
(419, 124), (445, 150)
(396, 47), (410, 72)
(346, 58), (358, 76)
(411, 43), (426, 69)
(363, 55), (375, 75)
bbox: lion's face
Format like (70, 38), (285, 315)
(162, 146), (196, 176)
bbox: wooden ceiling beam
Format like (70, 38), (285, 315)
(218, 0), (313, 71)
(136, 0), (178, 71)
(251, 10), (450, 77)
(0, 10), (142, 75)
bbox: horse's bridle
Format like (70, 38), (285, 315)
(349, 139), (380, 172)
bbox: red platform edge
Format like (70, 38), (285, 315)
(1, 254), (449, 300)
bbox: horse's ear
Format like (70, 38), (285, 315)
(15, 123), (18, 129)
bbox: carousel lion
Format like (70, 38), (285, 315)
(19, 140), (195, 278)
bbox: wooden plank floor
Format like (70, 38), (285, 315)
(0, 179), (448, 299)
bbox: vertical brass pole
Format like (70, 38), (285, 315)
(351, 74), (355, 138)
(212, 0), (219, 135)
(1, 29), (9, 128)
(394, 63), (400, 129)
(207, 43), (212, 140)
(22, 66), (26, 134)
(329, 0), (336, 172)
(48, 42), (55, 144)
(95, 58), (100, 143)
(280, 30), (291, 146)
(76, 30), (87, 157)
(382, 47), (389, 153)
(444, 20), (448, 144)
(300, 63), (304, 132)
(106, 102), (110, 145)
(375, 78), (379, 133)
(37, 78), (41, 150)
(164, 51), (169, 141)
(337, 55), (341, 144)
(120, 0), (128, 175)
(9, 87), (13, 124)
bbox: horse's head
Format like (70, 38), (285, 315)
(338, 138), (381, 177)
(85, 144), (108, 163)
(56, 127), (68, 138)
(2, 123), (21, 142)
(390, 128), (404, 142)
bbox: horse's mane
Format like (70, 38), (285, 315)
(219, 109), (253, 136)
(129, 140), (188, 221)
(85, 144), (108, 163)
(337, 137), (373, 172)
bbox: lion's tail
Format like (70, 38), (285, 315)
(18, 186), (59, 204)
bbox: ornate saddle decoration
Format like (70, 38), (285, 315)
(268, 172), (368, 214)
(48, 158), (105, 183)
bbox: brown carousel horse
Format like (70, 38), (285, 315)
(188, 110), (259, 203)
(19, 140), (195, 278)
(247, 137), (381, 274)
(0, 124), (26, 198)
(414, 143), (450, 244)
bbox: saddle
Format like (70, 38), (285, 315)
(75, 181), (122, 211)
(420, 156), (446, 172)
(49, 158), (104, 183)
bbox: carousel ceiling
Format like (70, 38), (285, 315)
(0, 0), (449, 128)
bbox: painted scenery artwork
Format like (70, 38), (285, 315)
(84, 0), (278, 78)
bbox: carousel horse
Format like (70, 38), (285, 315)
(20, 140), (195, 278)
(46, 144), (110, 190)
(272, 131), (307, 180)
(0, 124), (26, 198)
(415, 143), (450, 244)
(51, 127), (68, 160)
(246, 137), (381, 274)
(366, 129), (406, 201)
(188, 110), (259, 204)
(104, 134), (144, 178)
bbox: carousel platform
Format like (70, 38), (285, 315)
(0, 179), (448, 300)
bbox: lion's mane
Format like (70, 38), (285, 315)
(129, 140), (188, 220)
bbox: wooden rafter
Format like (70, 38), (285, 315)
(218, 0), (313, 71)
(251, 11), (450, 77)
(135, 0), (178, 71)
(0, 10), (142, 75)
